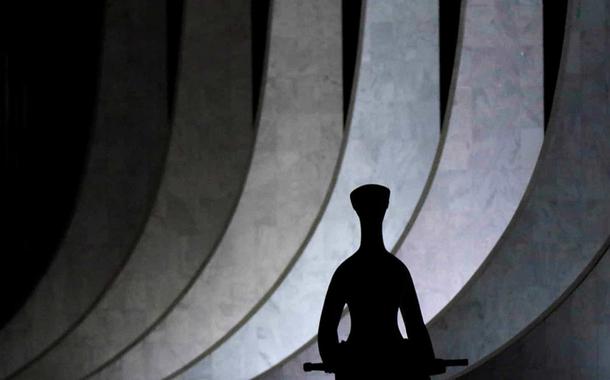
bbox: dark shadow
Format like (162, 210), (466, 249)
(0, 0), (105, 328)
(317, 184), (436, 379)
(252, 0), (271, 124)
(342, 0), (363, 125)
(543, 0), (569, 130)
(439, 0), (462, 129)
(167, 0), (185, 122)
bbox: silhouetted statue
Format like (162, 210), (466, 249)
(318, 184), (435, 379)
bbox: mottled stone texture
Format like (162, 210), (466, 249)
(398, 0), (544, 326)
(427, 0), (610, 378)
(258, 1), (545, 378)
(459, 1), (610, 379)
(0, 0), (169, 377)
(461, 242), (610, 379)
(178, 0), (440, 378)
(90, 0), (343, 379)
(10, 0), (255, 379)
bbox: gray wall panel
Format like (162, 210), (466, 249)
(9, 0), (255, 379)
(258, 1), (545, 378)
(427, 0), (610, 377)
(0, 0), (169, 377)
(461, 241), (610, 379)
(397, 0), (543, 328)
(91, 0), (343, 379)
(177, 0), (440, 378)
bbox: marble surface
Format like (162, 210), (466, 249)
(462, 241), (610, 379)
(428, 0), (610, 377)
(259, 1), (545, 378)
(0, 0), (170, 377)
(177, 0), (440, 379)
(9, 0), (255, 379)
(89, 0), (343, 379)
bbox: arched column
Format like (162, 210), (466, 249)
(7, 0), (256, 378)
(175, 0), (441, 378)
(0, 0), (170, 377)
(427, 0), (610, 377)
(258, 1), (547, 378)
(87, 0), (344, 379)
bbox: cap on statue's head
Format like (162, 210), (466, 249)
(350, 184), (390, 214)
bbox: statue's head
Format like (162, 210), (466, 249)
(350, 184), (390, 220)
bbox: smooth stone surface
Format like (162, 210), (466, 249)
(461, 242), (610, 379)
(11, 0), (255, 379)
(178, 0), (440, 378)
(428, 0), (610, 377)
(91, 0), (343, 379)
(258, 1), (545, 378)
(0, 0), (170, 377)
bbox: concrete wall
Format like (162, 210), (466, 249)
(9, 0), (256, 379)
(398, 0), (544, 325)
(258, 1), (546, 378)
(427, 0), (610, 377)
(458, 0), (610, 378)
(177, 0), (440, 378)
(5, 0), (604, 378)
(0, 0), (169, 377)
(461, 242), (610, 379)
(90, 0), (343, 379)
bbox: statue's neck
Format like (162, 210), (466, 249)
(358, 219), (386, 251)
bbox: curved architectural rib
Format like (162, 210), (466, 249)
(0, 0), (170, 377)
(89, 0), (343, 379)
(175, 1), (441, 379)
(397, 0), (544, 326)
(258, 1), (546, 378)
(461, 239), (610, 379)
(9, 1), (256, 379)
(426, 0), (610, 377)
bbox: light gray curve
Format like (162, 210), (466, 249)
(9, 0), (256, 379)
(0, 0), (170, 377)
(257, 1), (546, 378)
(397, 0), (544, 328)
(176, 0), (440, 378)
(90, 0), (343, 379)
(426, 0), (610, 377)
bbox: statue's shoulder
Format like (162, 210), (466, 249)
(384, 253), (410, 275)
(333, 253), (363, 280)
(336, 254), (355, 273)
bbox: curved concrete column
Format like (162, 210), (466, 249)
(89, 1), (343, 379)
(176, 1), (440, 379)
(397, 0), (544, 326)
(0, 0), (169, 377)
(461, 239), (610, 379)
(8, 1), (256, 379)
(426, 0), (610, 377)
(258, 1), (545, 378)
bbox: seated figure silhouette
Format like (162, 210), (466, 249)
(318, 184), (435, 379)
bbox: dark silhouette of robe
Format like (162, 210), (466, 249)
(318, 184), (435, 379)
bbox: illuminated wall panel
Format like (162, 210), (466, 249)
(428, 0), (610, 377)
(259, 0), (546, 377)
(397, 0), (544, 326)
(176, 0), (440, 378)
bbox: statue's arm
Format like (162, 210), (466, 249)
(318, 268), (345, 368)
(400, 268), (435, 360)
